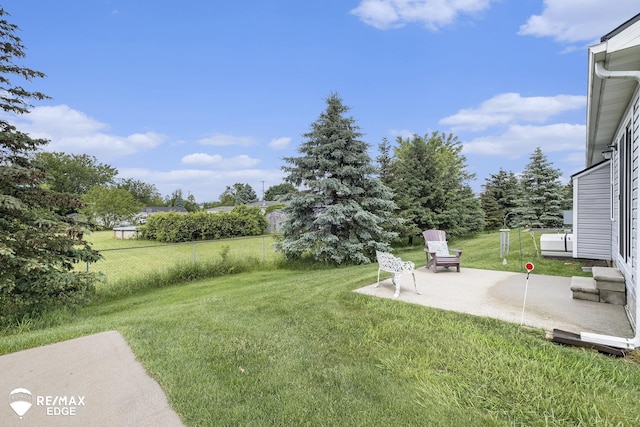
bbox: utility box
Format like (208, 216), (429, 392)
(540, 233), (574, 258)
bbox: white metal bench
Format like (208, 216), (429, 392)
(375, 251), (419, 298)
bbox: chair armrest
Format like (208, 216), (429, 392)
(450, 249), (463, 257)
(401, 261), (415, 271)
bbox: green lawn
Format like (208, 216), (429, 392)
(1, 230), (637, 426)
(77, 231), (283, 284)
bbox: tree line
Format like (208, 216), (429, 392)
(275, 93), (572, 263)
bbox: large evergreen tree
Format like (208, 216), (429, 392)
(480, 169), (521, 230)
(516, 147), (563, 228)
(376, 137), (393, 187)
(275, 93), (399, 264)
(389, 132), (484, 239)
(0, 8), (101, 323)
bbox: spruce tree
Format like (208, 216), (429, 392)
(0, 8), (101, 323)
(480, 169), (521, 229)
(390, 132), (484, 239)
(376, 137), (393, 186)
(516, 147), (563, 228)
(276, 93), (399, 264)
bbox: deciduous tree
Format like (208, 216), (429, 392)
(264, 183), (297, 201)
(82, 186), (142, 228)
(34, 151), (117, 195)
(116, 178), (164, 206)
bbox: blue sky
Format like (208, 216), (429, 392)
(6, 1), (640, 202)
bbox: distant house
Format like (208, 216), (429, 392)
(206, 201), (285, 214)
(137, 206), (188, 224)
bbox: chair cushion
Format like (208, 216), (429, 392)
(427, 240), (450, 257)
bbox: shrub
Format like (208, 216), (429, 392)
(140, 206), (268, 243)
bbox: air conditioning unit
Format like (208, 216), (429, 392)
(540, 233), (574, 258)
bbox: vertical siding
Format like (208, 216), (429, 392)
(574, 163), (612, 260)
(609, 90), (639, 328)
(629, 95), (639, 326)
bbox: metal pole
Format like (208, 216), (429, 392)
(504, 212), (523, 271)
(520, 271), (530, 326)
(520, 263), (534, 326)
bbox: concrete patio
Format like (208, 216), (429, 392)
(355, 266), (634, 338)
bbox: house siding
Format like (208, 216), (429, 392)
(611, 91), (639, 328)
(573, 162), (611, 260)
(630, 96), (640, 325)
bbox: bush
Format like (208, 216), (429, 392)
(141, 206), (268, 243)
(0, 270), (100, 326)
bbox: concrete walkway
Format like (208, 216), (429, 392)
(0, 331), (184, 427)
(355, 267), (634, 337)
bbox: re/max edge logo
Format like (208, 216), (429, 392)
(9, 388), (86, 418)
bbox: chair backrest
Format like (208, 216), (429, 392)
(423, 229), (446, 243)
(427, 240), (450, 256)
(376, 251), (404, 273)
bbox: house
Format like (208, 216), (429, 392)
(574, 13), (640, 349)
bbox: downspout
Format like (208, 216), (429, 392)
(579, 61), (640, 350)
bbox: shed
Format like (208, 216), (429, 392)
(571, 161), (612, 261)
(113, 226), (139, 240)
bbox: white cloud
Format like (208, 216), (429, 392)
(180, 153), (224, 166)
(197, 133), (256, 147)
(181, 153), (261, 169)
(440, 93), (586, 131)
(351, 0), (493, 30)
(268, 137), (291, 149)
(518, 0), (640, 43)
(12, 104), (165, 160)
(463, 123), (585, 158)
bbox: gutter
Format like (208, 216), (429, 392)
(578, 61), (640, 351)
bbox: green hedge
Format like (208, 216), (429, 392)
(140, 205), (268, 243)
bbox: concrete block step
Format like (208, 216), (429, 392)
(591, 266), (625, 282)
(570, 276), (598, 293)
(592, 266), (626, 292)
(570, 276), (600, 302)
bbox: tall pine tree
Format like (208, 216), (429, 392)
(389, 132), (484, 239)
(480, 169), (521, 230)
(0, 8), (101, 323)
(276, 93), (399, 264)
(516, 147), (563, 228)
